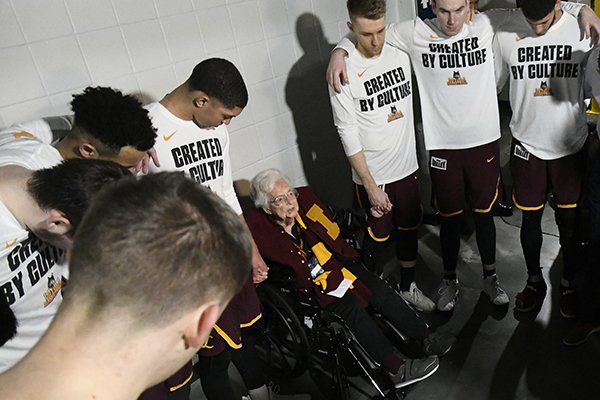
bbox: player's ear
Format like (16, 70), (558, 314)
(193, 91), (210, 109)
(183, 302), (221, 349)
(45, 209), (72, 237)
(78, 142), (99, 159)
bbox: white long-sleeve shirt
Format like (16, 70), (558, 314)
(494, 11), (589, 160)
(0, 121), (64, 373)
(329, 44), (418, 185)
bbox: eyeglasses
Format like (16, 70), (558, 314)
(269, 189), (299, 207)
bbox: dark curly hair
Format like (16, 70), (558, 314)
(187, 58), (248, 109)
(70, 87), (156, 155)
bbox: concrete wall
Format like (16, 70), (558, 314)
(0, 0), (411, 206)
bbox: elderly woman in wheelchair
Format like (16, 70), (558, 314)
(245, 169), (453, 390)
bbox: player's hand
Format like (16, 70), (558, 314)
(367, 185), (392, 216)
(135, 147), (160, 174)
(369, 206), (384, 219)
(251, 242), (269, 284)
(578, 5), (600, 46)
(327, 48), (350, 94)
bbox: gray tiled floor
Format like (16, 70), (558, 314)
(190, 208), (600, 400)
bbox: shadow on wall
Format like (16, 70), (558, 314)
(479, 0), (516, 9)
(285, 13), (353, 208)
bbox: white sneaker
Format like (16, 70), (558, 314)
(436, 279), (459, 312)
(483, 274), (509, 305)
(400, 282), (436, 313)
(388, 356), (440, 388)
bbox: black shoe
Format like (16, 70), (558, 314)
(423, 331), (455, 357)
(492, 202), (513, 217)
(515, 280), (547, 312)
(562, 323), (600, 346)
(560, 286), (577, 319)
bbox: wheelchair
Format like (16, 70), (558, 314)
(254, 263), (422, 400)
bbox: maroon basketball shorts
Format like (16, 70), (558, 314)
(429, 140), (501, 217)
(354, 172), (422, 242)
(510, 139), (583, 211)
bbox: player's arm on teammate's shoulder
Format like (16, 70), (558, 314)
(555, 1), (600, 44)
(573, 3), (600, 45)
(327, 42), (352, 94)
(43, 115), (74, 143)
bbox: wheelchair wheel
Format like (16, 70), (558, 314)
(255, 284), (311, 379)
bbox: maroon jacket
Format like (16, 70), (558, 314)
(246, 186), (371, 307)
(198, 275), (261, 357)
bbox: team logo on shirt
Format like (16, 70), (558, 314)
(387, 105), (404, 122)
(4, 235), (64, 307)
(43, 274), (61, 307)
(430, 156), (447, 170)
(447, 71), (468, 86)
(534, 81), (553, 97)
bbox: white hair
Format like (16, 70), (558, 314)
(250, 169), (292, 210)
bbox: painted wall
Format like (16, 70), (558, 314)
(0, 0), (412, 206)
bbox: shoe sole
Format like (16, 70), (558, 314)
(560, 309), (577, 319)
(515, 303), (537, 312)
(515, 284), (547, 313)
(562, 326), (600, 346)
(515, 294), (545, 312)
(394, 362), (440, 389)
